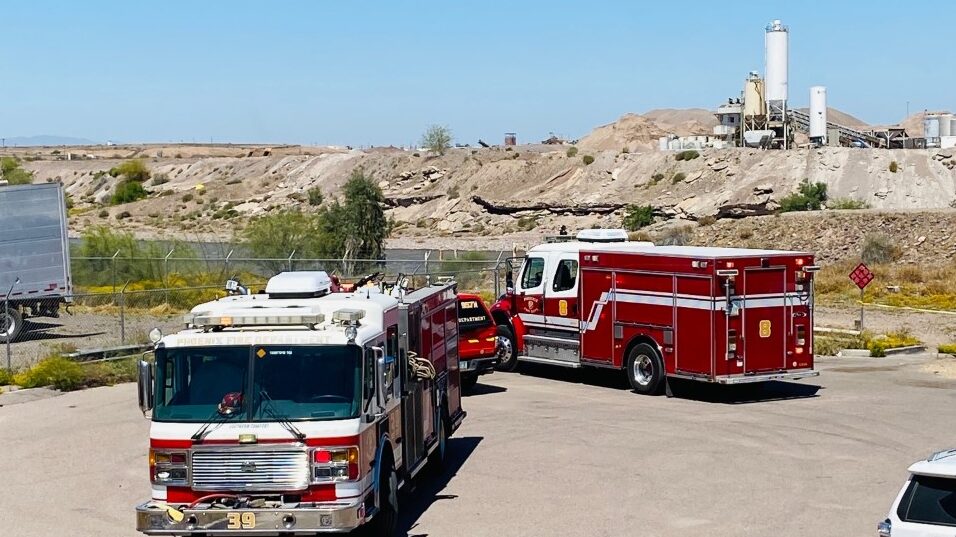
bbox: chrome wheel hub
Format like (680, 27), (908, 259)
(633, 355), (653, 386)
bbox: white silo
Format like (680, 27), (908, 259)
(924, 115), (941, 148)
(809, 86), (827, 143)
(939, 114), (953, 137)
(764, 20), (789, 117)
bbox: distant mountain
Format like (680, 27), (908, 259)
(1, 135), (97, 147)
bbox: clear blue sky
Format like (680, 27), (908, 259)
(2, 1), (952, 146)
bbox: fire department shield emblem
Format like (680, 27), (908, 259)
(522, 296), (540, 314)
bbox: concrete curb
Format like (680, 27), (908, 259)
(883, 345), (928, 356)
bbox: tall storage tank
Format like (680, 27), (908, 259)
(743, 72), (766, 117)
(939, 114), (953, 137)
(925, 116), (940, 139)
(764, 20), (789, 105)
(809, 86), (827, 141)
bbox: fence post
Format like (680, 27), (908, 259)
(288, 250), (296, 272)
(120, 281), (130, 345)
(164, 248), (175, 306)
(224, 249), (234, 279)
(111, 250), (120, 294)
(4, 277), (19, 372)
(423, 251), (431, 286)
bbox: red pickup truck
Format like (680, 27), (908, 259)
(457, 293), (502, 390)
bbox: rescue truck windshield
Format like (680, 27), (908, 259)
(153, 345), (362, 422)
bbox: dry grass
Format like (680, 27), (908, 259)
(815, 260), (956, 311)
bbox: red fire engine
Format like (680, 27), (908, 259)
(490, 229), (820, 394)
(135, 272), (464, 535)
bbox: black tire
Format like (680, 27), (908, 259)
(427, 403), (449, 472)
(369, 463), (398, 536)
(494, 324), (518, 372)
(461, 373), (478, 391)
(0, 307), (22, 344)
(625, 343), (665, 395)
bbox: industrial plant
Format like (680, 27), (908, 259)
(660, 19), (955, 152)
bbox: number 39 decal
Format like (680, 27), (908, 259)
(226, 512), (256, 529)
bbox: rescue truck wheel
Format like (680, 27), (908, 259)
(371, 463), (399, 536)
(495, 325), (518, 372)
(428, 403), (449, 472)
(626, 343), (664, 395)
(0, 307), (22, 344)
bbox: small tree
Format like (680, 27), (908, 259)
(623, 205), (654, 231)
(779, 180), (828, 212)
(109, 159), (150, 182)
(307, 187), (324, 206)
(1, 156), (34, 185)
(111, 180), (148, 205)
(420, 125), (453, 155)
(582, 155), (595, 165)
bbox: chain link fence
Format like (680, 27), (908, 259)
(3, 253), (514, 371)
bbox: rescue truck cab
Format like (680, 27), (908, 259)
(135, 272), (464, 535)
(491, 229), (820, 394)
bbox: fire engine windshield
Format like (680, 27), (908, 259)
(152, 345), (362, 422)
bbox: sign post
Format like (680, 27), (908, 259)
(849, 263), (874, 331)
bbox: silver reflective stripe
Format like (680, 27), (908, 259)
(191, 448), (310, 491)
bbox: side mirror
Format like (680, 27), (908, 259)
(505, 270), (514, 289)
(137, 359), (154, 415)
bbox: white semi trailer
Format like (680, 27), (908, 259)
(0, 182), (73, 343)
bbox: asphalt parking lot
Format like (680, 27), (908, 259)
(2, 355), (955, 537)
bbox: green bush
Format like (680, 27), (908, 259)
(82, 358), (138, 387)
(111, 180), (148, 205)
(14, 357), (84, 391)
(307, 187), (324, 206)
(675, 150), (700, 161)
(623, 204), (654, 231)
(938, 343), (956, 355)
(621, 146), (630, 154)
(813, 332), (871, 356)
(517, 216), (539, 231)
(566, 146), (578, 157)
(109, 159), (150, 182)
(181, 193), (194, 202)
(889, 161), (899, 173)
(861, 234), (901, 265)
(648, 173), (665, 186)
(1, 156), (34, 185)
(868, 329), (920, 357)
(829, 198), (869, 210)
(672, 172), (686, 183)
(582, 155), (595, 165)
(0, 368), (13, 386)
(779, 180), (828, 212)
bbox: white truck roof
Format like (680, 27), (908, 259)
(528, 241), (809, 258)
(908, 449), (956, 479)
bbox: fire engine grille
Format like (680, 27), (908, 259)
(190, 448), (310, 491)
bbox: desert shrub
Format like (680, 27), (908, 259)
(582, 155), (595, 165)
(421, 125), (452, 155)
(672, 172), (686, 183)
(517, 216), (539, 231)
(648, 173), (665, 186)
(14, 357), (84, 391)
(621, 146), (630, 154)
(415, 218), (428, 228)
(504, 147), (513, 152)
(738, 227), (754, 239)
(151, 173), (169, 186)
(779, 180), (828, 212)
(307, 187), (324, 206)
(82, 358), (138, 387)
(937, 343), (956, 355)
(623, 204), (654, 231)
(447, 186), (460, 199)
(0, 368), (13, 386)
(111, 180), (148, 205)
(697, 215), (717, 226)
(566, 146), (578, 157)
(813, 332), (871, 356)
(868, 329), (920, 357)
(829, 198), (869, 210)
(181, 193), (194, 202)
(861, 234), (901, 265)
(888, 161), (899, 173)
(116, 211), (131, 220)
(1, 156), (34, 185)
(628, 230), (653, 242)
(675, 150), (700, 161)
(656, 226), (693, 245)
(98, 209), (109, 218)
(109, 159), (150, 182)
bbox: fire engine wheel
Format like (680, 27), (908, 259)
(371, 464), (399, 536)
(427, 403), (449, 472)
(494, 325), (518, 372)
(626, 343), (665, 395)
(461, 373), (479, 391)
(0, 308), (22, 344)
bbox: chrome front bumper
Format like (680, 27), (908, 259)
(714, 369), (820, 384)
(136, 500), (364, 535)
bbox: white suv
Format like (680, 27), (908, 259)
(879, 449), (956, 536)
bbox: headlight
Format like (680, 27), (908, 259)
(150, 449), (189, 486)
(311, 447), (359, 482)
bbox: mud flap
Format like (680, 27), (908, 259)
(664, 377), (674, 398)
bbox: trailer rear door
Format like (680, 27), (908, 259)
(741, 266), (787, 373)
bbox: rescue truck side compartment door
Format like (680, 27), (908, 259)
(741, 266), (788, 373)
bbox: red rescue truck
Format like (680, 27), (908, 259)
(135, 272), (464, 535)
(490, 230), (820, 394)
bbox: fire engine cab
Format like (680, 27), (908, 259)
(135, 272), (464, 535)
(491, 229), (820, 394)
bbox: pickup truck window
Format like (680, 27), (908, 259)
(897, 474), (956, 527)
(458, 298), (491, 332)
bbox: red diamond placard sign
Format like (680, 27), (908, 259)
(849, 262), (874, 290)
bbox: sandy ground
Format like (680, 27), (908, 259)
(1, 356), (955, 537)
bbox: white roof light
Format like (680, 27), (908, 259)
(576, 228), (630, 243)
(185, 306), (325, 329)
(265, 271), (332, 297)
(332, 308), (365, 323)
